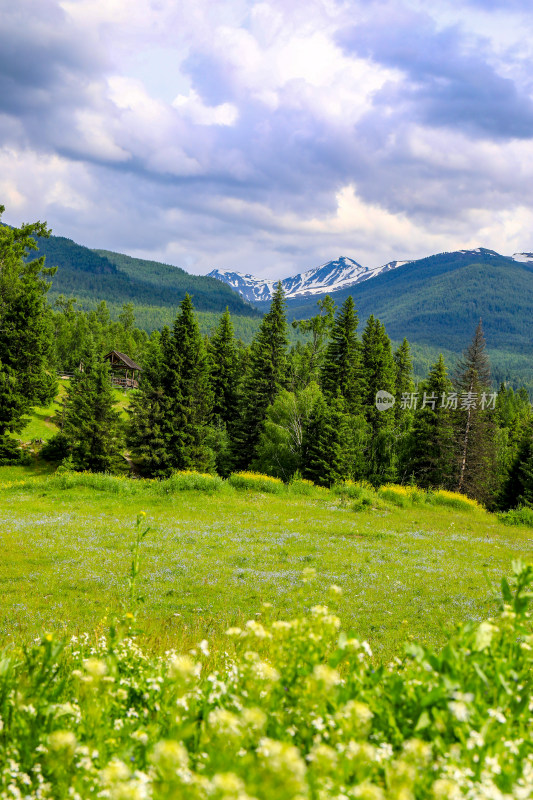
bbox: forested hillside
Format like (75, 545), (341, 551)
(271, 249), (533, 351)
(29, 234), (260, 317)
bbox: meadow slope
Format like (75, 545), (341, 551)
(1, 473), (532, 662)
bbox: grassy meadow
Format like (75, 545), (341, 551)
(1, 469), (532, 663)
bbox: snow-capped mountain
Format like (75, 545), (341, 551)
(512, 252), (533, 264)
(207, 256), (412, 304)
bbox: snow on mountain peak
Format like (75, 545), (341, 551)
(207, 256), (412, 304)
(512, 252), (533, 264)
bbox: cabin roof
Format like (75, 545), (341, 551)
(104, 350), (142, 371)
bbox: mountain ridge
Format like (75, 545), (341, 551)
(208, 247), (533, 303)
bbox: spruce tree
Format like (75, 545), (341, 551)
(302, 395), (367, 487)
(232, 282), (289, 468)
(208, 308), (239, 427)
(321, 296), (361, 413)
(453, 320), (497, 502)
(127, 333), (173, 477)
(406, 355), (456, 488)
(62, 338), (122, 472)
(393, 338), (415, 479)
(162, 294), (214, 472)
(499, 423), (533, 509)
(360, 315), (397, 484)
(0, 207), (57, 461)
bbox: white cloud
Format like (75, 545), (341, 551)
(173, 90), (239, 126)
(3, 0), (533, 282)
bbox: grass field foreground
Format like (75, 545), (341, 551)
(1, 471), (533, 664)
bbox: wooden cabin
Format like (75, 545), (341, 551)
(104, 350), (142, 389)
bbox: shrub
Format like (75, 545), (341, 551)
(429, 489), (482, 512)
(40, 432), (70, 462)
(228, 471), (285, 494)
(158, 470), (223, 493)
(287, 476), (317, 496)
(378, 483), (414, 507)
(0, 435), (23, 465)
(498, 505), (533, 527)
(48, 470), (137, 494)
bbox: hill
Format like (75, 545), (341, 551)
(255, 249), (533, 351)
(29, 234), (261, 317)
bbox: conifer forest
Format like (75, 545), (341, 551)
(1, 207), (532, 511)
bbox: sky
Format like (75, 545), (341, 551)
(1, 0), (533, 279)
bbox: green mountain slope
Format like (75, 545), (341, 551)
(263, 249), (533, 352)
(30, 234), (260, 317)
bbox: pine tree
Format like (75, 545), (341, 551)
(127, 333), (173, 477)
(62, 338), (122, 472)
(360, 315), (397, 484)
(162, 294), (214, 472)
(232, 282), (289, 468)
(499, 423), (533, 510)
(208, 308), (239, 427)
(301, 395), (367, 486)
(406, 355), (456, 488)
(0, 206), (57, 461)
(393, 338), (415, 479)
(393, 339), (415, 421)
(453, 320), (497, 502)
(321, 296), (361, 413)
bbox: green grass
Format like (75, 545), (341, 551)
(1, 471), (532, 663)
(19, 380), (131, 445)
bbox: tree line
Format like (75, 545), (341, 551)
(1, 207), (532, 510)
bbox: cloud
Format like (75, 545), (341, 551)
(1, 0), (533, 280)
(337, 4), (533, 140)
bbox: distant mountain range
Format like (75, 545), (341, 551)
(208, 256), (410, 302)
(208, 249), (533, 303)
(16, 227), (533, 390)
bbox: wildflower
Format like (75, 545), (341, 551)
(474, 620), (495, 651)
(225, 627), (243, 636)
(308, 742), (338, 773)
(198, 639), (210, 657)
(335, 700), (373, 738)
(466, 731), (484, 750)
(329, 584), (343, 597)
(102, 758), (130, 784)
(302, 566), (317, 582)
(245, 620), (271, 639)
(251, 660), (280, 684)
(208, 708), (242, 739)
(83, 658), (107, 679)
(131, 730), (149, 745)
(256, 738), (307, 795)
(312, 664), (341, 691)
(151, 740), (189, 776)
(351, 784), (386, 800)
(487, 708), (506, 724)
(169, 655), (199, 682)
(241, 707), (267, 733)
(211, 772), (245, 793)
(402, 739), (431, 766)
(432, 779), (462, 799)
(448, 701), (469, 722)
(48, 731), (77, 758)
